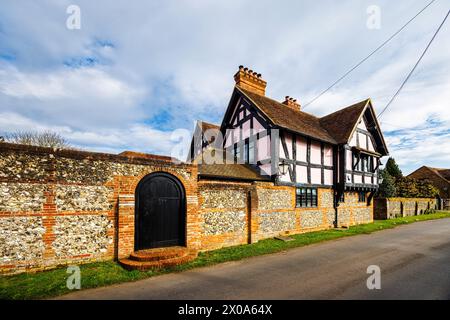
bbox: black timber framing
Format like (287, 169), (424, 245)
(280, 131), (294, 182)
(306, 138), (311, 184)
(277, 130), (334, 187)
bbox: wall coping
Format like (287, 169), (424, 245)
(0, 142), (193, 169)
(377, 197), (436, 201)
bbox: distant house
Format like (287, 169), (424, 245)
(187, 121), (220, 162)
(408, 166), (450, 199)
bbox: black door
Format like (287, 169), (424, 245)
(136, 173), (185, 250)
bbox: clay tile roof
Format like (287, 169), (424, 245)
(427, 167), (450, 182)
(319, 99), (369, 144)
(437, 169), (450, 181)
(237, 87), (337, 144)
(199, 121), (220, 133)
(198, 163), (270, 181)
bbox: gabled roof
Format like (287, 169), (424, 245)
(234, 86), (388, 155)
(237, 87), (337, 144)
(319, 100), (369, 144)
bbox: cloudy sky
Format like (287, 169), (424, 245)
(0, 0), (449, 174)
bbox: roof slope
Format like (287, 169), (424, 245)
(198, 163), (270, 181)
(319, 100), (369, 144)
(237, 87), (337, 144)
(198, 121), (220, 133)
(428, 167), (450, 182)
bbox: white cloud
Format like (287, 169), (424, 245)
(0, 0), (449, 170)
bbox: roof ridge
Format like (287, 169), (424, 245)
(236, 86), (320, 119)
(320, 98), (370, 120)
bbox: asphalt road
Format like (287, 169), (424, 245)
(58, 218), (450, 300)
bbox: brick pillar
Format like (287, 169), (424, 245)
(42, 185), (57, 262)
(186, 194), (201, 250)
(248, 185), (259, 244)
(118, 194), (135, 259)
(42, 155), (57, 264)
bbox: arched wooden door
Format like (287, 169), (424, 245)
(135, 172), (186, 250)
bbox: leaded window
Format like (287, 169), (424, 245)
(296, 187), (318, 208)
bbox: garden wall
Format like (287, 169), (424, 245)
(0, 142), (375, 274)
(373, 197), (437, 220)
(0, 142), (198, 274)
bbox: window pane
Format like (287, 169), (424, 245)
(244, 142), (249, 163)
(249, 141), (255, 164)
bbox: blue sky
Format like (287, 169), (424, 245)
(0, 0), (449, 174)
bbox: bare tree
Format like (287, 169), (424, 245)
(4, 131), (73, 149)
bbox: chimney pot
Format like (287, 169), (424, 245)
(282, 95), (301, 111)
(234, 65), (267, 96)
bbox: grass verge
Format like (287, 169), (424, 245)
(1, 210), (449, 300)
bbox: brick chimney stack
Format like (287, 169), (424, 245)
(282, 96), (301, 111)
(234, 65), (267, 96)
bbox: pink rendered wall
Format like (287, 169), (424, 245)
(324, 169), (333, 185)
(324, 145), (333, 166)
(349, 133), (357, 147)
(357, 132), (367, 149)
(311, 168), (321, 184)
(257, 135), (271, 160)
(280, 133), (292, 159)
(279, 139), (285, 159)
(285, 133), (292, 158)
(368, 137), (375, 152)
(253, 118), (265, 134)
(296, 136), (307, 162)
(346, 149), (352, 170)
(233, 128), (240, 142)
(296, 165), (308, 183)
(310, 141), (321, 164)
(224, 131), (232, 148)
(242, 119), (251, 140)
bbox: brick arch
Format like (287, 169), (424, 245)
(135, 171), (186, 250)
(117, 165), (199, 259)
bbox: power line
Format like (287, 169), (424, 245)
(377, 8), (450, 118)
(302, 0), (437, 109)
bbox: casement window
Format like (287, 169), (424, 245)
(243, 140), (255, 164)
(243, 142), (248, 163)
(296, 187), (318, 208)
(234, 144), (241, 162)
(358, 191), (366, 203)
(353, 153), (372, 173)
